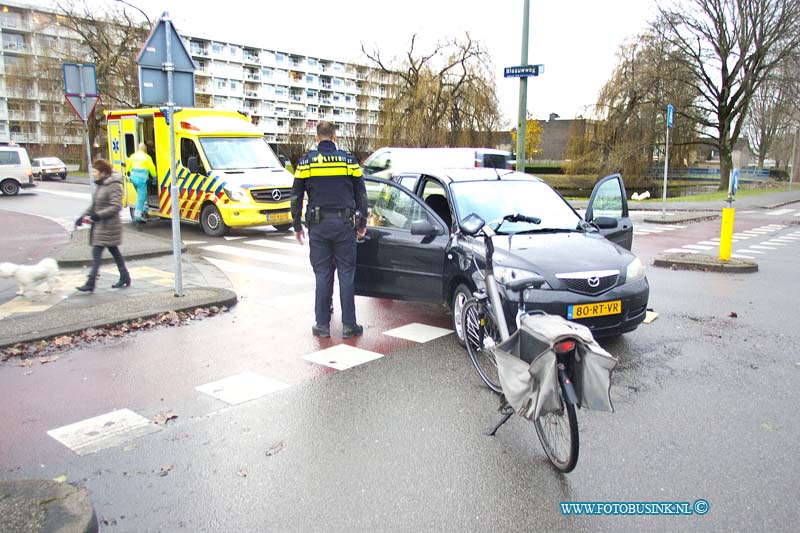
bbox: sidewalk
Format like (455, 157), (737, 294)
(0, 224), (237, 349)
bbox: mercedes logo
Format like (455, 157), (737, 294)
(271, 189), (282, 201)
(588, 276), (600, 287)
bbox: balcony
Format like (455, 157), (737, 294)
(10, 132), (37, 143)
(191, 47), (210, 57)
(2, 42), (28, 53)
(243, 54), (260, 64)
(0, 18), (32, 31)
(245, 73), (261, 81)
(245, 91), (259, 99)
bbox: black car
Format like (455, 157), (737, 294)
(354, 169), (649, 339)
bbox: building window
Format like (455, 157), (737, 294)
(262, 67), (273, 78)
(212, 43), (223, 54)
(275, 53), (285, 64)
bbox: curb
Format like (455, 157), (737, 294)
(643, 213), (719, 225)
(0, 288), (238, 349)
(0, 479), (98, 533)
(55, 246), (186, 268)
(653, 252), (758, 273)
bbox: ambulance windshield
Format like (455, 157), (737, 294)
(199, 137), (282, 171)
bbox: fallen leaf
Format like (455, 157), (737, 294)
(265, 441), (285, 457)
(17, 359), (34, 367)
(158, 465), (173, 477)
(52, 474), (67, 483)
(53, 336), (73, 346)
(39, 355), (60, 364)
(152, 410), (178, 425)
(729, 311), (738, 318)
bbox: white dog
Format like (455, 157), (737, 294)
(0, 258), (60, 296)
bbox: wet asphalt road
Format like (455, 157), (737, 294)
(2, 249), (798, 531)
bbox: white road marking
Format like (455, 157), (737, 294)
(223, 236), (246, 241)
(664, 248), (698, 254)
(245, 238), (307, 253)
(202, 256), (312, 284)
(736, 249), (765, 254)
(303, 344), (384, 371)
(749, 245), (779, 250)
(697, 241), (718, 246)
(195, 371), (290, 405)
(200, 244), (309, 267)
(763, 240), (788, 246)
(383, 323), (452, 343)
(683, 244), (714, 251)
(47, 409), (160, 456)
(34, 188), (91, 200)
(765, 209), (795, 216)
(731, 254), (756, 259)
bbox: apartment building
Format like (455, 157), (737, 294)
(0, 1), (390, 159)
(0, 1), (87, 159)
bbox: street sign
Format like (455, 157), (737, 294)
(667, 104), (674, 128)
(504, 64), (544, 78)
(63, 63), (99, 121)
(137, 12), (196, 106)
(64, 94), (99, 122)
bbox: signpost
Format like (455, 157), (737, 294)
(507, 0), (539, 173)
(63, 63), (99, 198)
(661, 103), (674, 218)
(136, 12), (197, 296)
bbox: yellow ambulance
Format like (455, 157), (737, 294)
(105, 107), (294, 236)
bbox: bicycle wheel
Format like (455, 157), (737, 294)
(462, 298), (503, 393)
(534, 388), (579, 473)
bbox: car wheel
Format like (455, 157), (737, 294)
(61, 173), (68, 180)
(1, 179), (20, 196)
(451, 283), (474, 346)
(273, 223), (292, 231)
(200, 204), (229, 237)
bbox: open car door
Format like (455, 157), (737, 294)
(355, 177), (450, 302)
(584, 173), (633, 250)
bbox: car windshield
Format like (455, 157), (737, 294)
(40, 158), (63, 165)
(199, 137), (282, 170)
(450, 180), (582, 232)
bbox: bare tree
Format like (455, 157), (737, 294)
(655, 0), (800, 190)
(362, 34), (503, 148)
(54, 0), (149, 168)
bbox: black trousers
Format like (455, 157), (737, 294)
(88, 245), (127, 278)
(308, 218), (357, 327)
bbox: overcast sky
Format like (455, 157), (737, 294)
(41, 0), (661, 126)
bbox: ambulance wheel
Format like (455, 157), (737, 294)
(273, 223), (292, 232)
(200, 204), (229, 237)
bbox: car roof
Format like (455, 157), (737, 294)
(402, 167), (545, 184)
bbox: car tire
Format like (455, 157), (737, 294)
(61, 173), (68, 180)
(1, 179), (20, 196)
(451, 283), (474, 346)
(200, 204), (229, 237)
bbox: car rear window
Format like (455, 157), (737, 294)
(482, 154), (508, 169)
(42, 158), (63, 165)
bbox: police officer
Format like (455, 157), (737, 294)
(291, 121), (367, 338)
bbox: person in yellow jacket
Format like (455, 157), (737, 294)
(125, 143), (156, 223)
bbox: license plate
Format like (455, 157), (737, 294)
(266, 211), (290, 222)
(567, 300), (622, 319)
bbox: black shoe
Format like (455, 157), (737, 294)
(76, 275), (96, 293)
(111, 271), (131, 289)
(312, 324), (330, 338)
(342, 324), (363, 339)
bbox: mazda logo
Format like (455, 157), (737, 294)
(271, 189), (282, 201)
(588, 276), (600, 287)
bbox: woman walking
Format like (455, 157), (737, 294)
(75, 159), (131, 292)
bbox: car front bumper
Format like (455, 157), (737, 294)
(218, 202), (293, 228)
(501, 277), (650, 338)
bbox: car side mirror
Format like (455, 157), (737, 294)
(593, 216), (618, 229)
(410, 218), (440, 236)
(459, 213), (486, 236)
(187, 156), (200, 174)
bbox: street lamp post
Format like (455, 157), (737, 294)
(115, 0), (151, 27)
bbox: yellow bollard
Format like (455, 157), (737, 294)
(719, 207), (735, 260)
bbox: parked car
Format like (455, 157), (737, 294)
(355, 169), (649, 339)
(362, 147), (513, 179)
(31, 157), (68, 180)
(0, 142), (36, 196)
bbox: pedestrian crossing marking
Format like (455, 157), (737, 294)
(201, 244), (309, 268)
(245, 238), (307, 253)
(765, 208), (795, 216)
(223, 236), (246, 241)
(383, 323), (452, 343)
(735, 249), (765, 254)
(664, 248), (698, 254)
(750, 245), (780, 250)
(683, 244), (714, 251)
(763, 240), (789, 246)
(731, 254), (755, 259)
(202, 256), (312, 284)
(195, 371), (290, 405)
(47, 408), (160, 456)
(303, 344), (384, 371)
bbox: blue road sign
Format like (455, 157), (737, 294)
(667, 104), (674, 128)
(504, 64), (544, 78)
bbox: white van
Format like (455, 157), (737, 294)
(0, 142), (36, 196)
(363, 147), (512, 178)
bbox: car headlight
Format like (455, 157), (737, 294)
(494, 265), (551, 289)
(224, 186), (249, 203)
(626, 256), (646, 282)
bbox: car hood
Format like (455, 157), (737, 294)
(213, 167), (294, 188)
(487, 231), (635, 277)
